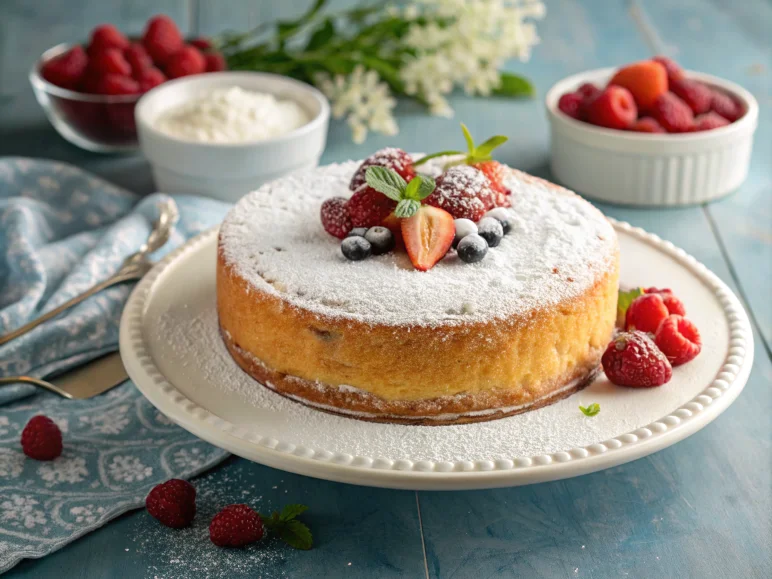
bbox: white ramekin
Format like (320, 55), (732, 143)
(135, 71), (330, 203)
(545, 68), (758, 206)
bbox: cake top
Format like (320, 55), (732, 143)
(218, 159), (617, 327)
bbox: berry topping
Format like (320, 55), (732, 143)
(692, 112), (730, 132)
(125, 42), (153, 74)
(320, 197), (352, 239)
(427, 165), (493, 221)
(558, 92), (584, 119)
(602, 331), (672, 388)
(476, 216), (504, 248)
(652, 56), (685, 83)
(88, 24), (129, 54)
(346, 186), (397, 228)
(452, 218), (477, 248)
(364, 226), (395, 255)
(21, 415), (62, 461)
(142, 15), (184, 67)
(209, 504), (264, 548)
(341, 236), (372, 261)
(165, 45), (206, 79)
(473, 160), (511, 202)
(347, 227), (368, 238)
(650, 92), (694, 133)
(629, 117), (666, 133)
(401, 205), (455, 271)
(485, 207), (515, 235)
(644, 287), (686, 316)
(135, 67), (166, 92)
(710, 90), (743, 122)
(625, 292), (670, 333)
(609, 60), (668, 110)
(586, 86), (638, 130)
(456, 233), (488, 264)
(670, 78), (712, 115)
(205, 52), (228, 72)
(349, 148), (415, 192)
(40, 46), (88, 90)
(654, 315), (702, 366)
(145, 479), (196, 528)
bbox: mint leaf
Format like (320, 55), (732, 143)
(617, 287), (644, 320)
(412, 150), (463, 167)
(280, 504), (309, 522)
(276, 519), (313, 550)
(579, 403), (600, 417)
(365, 166), (406, 201)
(394, 199), (420, 219)
(492, 72), (535, 98)
(461, 123), (476, 153)
(472, 135), (509, 161)
(403, 177), (422, 201)
(416, 175), (436, 200)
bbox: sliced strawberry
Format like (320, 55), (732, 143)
(401, 205), (454, 271)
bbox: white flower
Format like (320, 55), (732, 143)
(0, 495), (47, 529)
(0, 448), (25, 479)
(38, 456), (88, 485)
(79, 404), (129, 434)
(108, 455), (152, 483)
(70, 505), (106, 525)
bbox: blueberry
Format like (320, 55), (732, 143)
(485, 208), (515, 235)
(457, 233), (488, 263)
(341, 236), (371, 261)
(364, 226), (395, 255)
(476, 217), (504, 247)
(347, 227), (368, 238)
(453, 218), (477, 248)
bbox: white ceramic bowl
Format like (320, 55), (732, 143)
(135, 71), (329, 203)
(545, 68), (758, 206)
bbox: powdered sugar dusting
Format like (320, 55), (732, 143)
(219, 159), (616, 327)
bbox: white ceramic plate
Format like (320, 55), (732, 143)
(119, 221), (753, 490)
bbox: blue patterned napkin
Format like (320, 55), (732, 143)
(0, 158), (231, 573)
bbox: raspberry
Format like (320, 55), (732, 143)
(346, 186), (397, 228)
(320, 197), (353, 239)
(190, 38), (213, 51)
(473, 160), (511, 204)
(426, 165), (493, 221)
(557, 92), (584, 120)
(146, 479), (196, 528)
(21, 415), (62, 460)
(209, 504), (264, 547)
(88, 24), (129, 54)
(41, 46), (88, 90)
(125, 43), (153, 75)
(629, 117), (666, 133)
(650, 92), (694, 133)
(165, 45), (206, 79)
(205, 52), (227, 73)
(609, 60), (668, 110)
(625, 293), (669, 333)
(710, 90), (743, 122)
(652, 56), (685, 83)
(585, 86), (637, 130)
(577, 83), (601, 101)
(655, 315), (702, 366)
(88, 48), (132, 77)
(349, 148), (415, 191)
(644, 287), (686, 316)
(135, 67), (166, 92)
(143, 15), (184, 67)
(602, 331), (672, 388)
(692, 112), (730, 132)
(96, 74), (140, 95)
(670, 78), (712, 115)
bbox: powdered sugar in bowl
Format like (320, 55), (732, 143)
(135, 72), (329, 202)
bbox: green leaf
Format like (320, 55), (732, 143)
(461, 123), (476, 154)
(365, 166), (407, 202)
(416, 175), (436, 200)
(305, 18), (335, 51)
(472, 135), (509, 161)
(280, 504), (309, 522)
(404, 177), (422, 201)
(617, 287), (644, 320)
(276, 519), (313, 550)
(412, 150), (463, 167)
(277, 0), (328, 48)
(394, 199), (420, 219)
(492, 72), (535, 98)
(579, 403), (601, 417)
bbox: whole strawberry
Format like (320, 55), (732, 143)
(349, 148), (415, 192)
(625, 292), (670, 333)
(209, 504), (264, 547)
(602, 331), (672, 388)
(205, 52), (227, 73)
(125, 43), (153, 75)
(88, 48), (132, 77)
(142, 15), (184, 67)
(135, 67), (166, 92)
(146, 478), (197, 528)
(88, 24), (129, 55)
(426, 165), (493, 221)
(165, 45), (206, 79)
(21, 415), (62, 460)
(41, 46), (88, 90)
(655, 315), (701, 366)
(346, 186), (397, 229)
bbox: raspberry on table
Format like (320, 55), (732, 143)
(650, 92), (694, 133)
(585, 86), (637, 130)
(346, 186), (397, 229)
(558, 92), (584, 120)
(655, 315), (702, 366)
(652, 56), (685, 83)
(625, 293), (670, 333)
(609, 60), (668, 110)
(644, 287), (686, 316)
(41, 46), (88, 90)
(710, 90), (743, 122)
(142, 15), (184, 67)
(601, 331), (673, 388)
(320, 197), (353, 239)
(629, 117), (666, 133)
(426, 165), (493, 222)
(670, 78), (712, 115)
(209, 504), (265, 548)
(146, 479), (197, 528)
(692, 112), (730, 132)
(165, 45), (206, 79)
(21, 415), (63, 460)
(88, 48), (132, 77)
(349, 148), (415, 191)
(88, 24), (129, 54)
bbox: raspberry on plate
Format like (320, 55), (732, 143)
(401, 205), (455, 271)
(146, 479), (196, 528)
(586, 86), (638, 130)
(321, 197), (353, 239)
(205, 52), (227, 72)
(349, 147), (416, 192)
(652, 56), (685, 83)
(602, 331), (673, 388)
(692, 112), (730, 132)
(609, 60), (668, 110)
(41, 46), (88, 90)
(670, 78), (712, 115)
(650, 92), (694, 133)
(558, 92), (584, 119)
(625, 292), (670, 333)
(143, 15), (184, 66)
(346, 187), (397, 229)
(426, 165), (493, 221)
(209, 504), (265, 548)
(88, 24), (129, 54)
(96, 74), (140, 95)
(135, 67), (166, 92)
(88, 48), (132, 77)
(655, 315), (702, 366)
(710, 90), (743, 122)
(629, 117), (666, 133)
(125, 42), (153, 75)
(644, 287), (686, 316)
(21, 415), (62, 460)
(165, 45), (206, 79)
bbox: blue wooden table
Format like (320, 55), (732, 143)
(2, 1), (770, 577)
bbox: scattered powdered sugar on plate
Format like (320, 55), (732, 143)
(218, 158), (617, 327)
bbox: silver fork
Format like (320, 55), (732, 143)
(0, 198), (178, 347)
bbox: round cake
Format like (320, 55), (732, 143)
(216, 158), (619, 425)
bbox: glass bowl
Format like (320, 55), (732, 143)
(30, 43), (142, 153)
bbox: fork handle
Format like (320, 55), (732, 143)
(0, 376), (73, 399)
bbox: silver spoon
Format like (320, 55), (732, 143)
(0, 198), (179, 347)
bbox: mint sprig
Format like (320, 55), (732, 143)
(617, 287), (645, 320)
(579, 403), (601, 417)
(413, 123), (508, 167)
(365, 166), (435, 219)
(261, 504), (313, 550)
